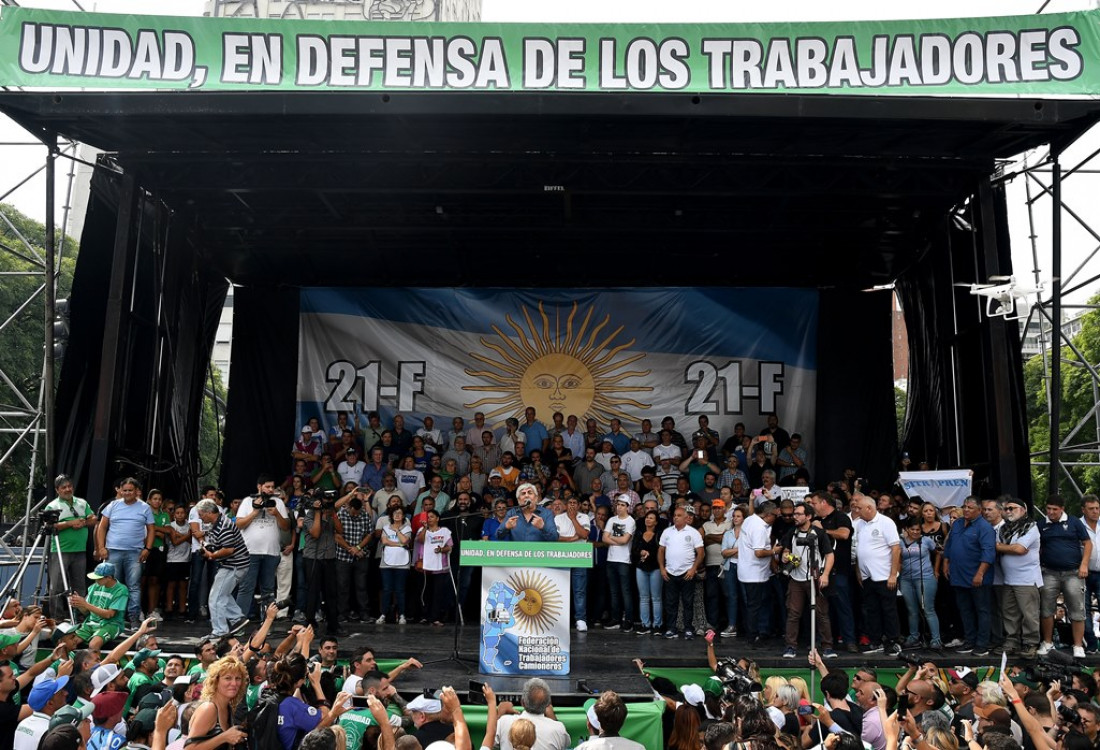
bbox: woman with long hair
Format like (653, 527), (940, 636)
(186, 657), (250, 750)
(720, 505), (747, 637)
(631, 509), (663, 634)
(268, 652), (349, 750)
(668, 704), (701, 750)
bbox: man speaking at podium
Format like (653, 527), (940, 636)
(495, 484), (559, 542)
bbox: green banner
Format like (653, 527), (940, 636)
(1, 7), (1099, 96)
(461, 541), (593, 568)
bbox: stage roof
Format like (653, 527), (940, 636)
(3, 90), (1100, 288)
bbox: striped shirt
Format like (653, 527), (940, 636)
(206, 515), (250, 569)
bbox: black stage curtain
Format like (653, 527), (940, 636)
(897, 182), (1029, 498)
(55, 164), (228, 507)
(219, 287), (300, 497)
(814, 289), (899, 490)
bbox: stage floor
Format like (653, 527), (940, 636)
(147, 618), (1079, 705)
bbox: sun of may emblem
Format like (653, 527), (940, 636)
(506, 570), (563, 633)
(462, 301), (653, 424)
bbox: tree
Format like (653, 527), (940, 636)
(895, 385), (907, 446)
(197, 366), (227, 487)
(0, 203), (78, 520)
(1025, 293), (1100, 509)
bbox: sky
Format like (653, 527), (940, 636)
(1, 0), (1098, 307)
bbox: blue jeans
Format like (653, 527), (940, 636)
(704, 566), (725, 628)
(236, 554), (279, 616)
(380, 568), (408, 617)
(570, 569), (588, 622)
(722, 565), (740, 630)
(826, 570), (856, 645)
(210, 565), (247, 635)
(954, 584), (992, 649)
(1086, 571), (1100, 649)
(636, 568), (663, 629)
(107, 548), (144, 620)
(900, 577), (941, 643)
(607, 562), (634, 625)
(743, 581), (771, 639)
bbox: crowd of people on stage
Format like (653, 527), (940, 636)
(38, 406), (1100, 661)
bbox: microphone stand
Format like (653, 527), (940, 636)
(422, 512), (479, 672)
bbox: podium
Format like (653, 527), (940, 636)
(459, 541), (592, 676)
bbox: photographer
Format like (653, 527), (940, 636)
(195, 499), (251, 639)
(269, 653), (351, 750)
(45, 474), (96, 618)
(780, 502), (836, 659)
(301, 491), (344, 636)
(236, 475), (291, 620)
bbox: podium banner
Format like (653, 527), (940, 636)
(463, 542), (590, 676)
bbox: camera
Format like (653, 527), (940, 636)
(202, 542), (219, 555)
(1025, 647), (1083, 687)
(896, 648), (937, 667)
(714, 657), (761, 698)
(252, 493), (277, 510)
(310, 489), (337, 510)
(35, 509), (61, 533)
(274, 598), (294, 610)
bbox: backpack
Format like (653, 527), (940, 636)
(237, 689), (285, 750)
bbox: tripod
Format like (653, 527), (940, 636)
(799, 529), (821, 702)
(0, 515), (77, 625)
(422, 513), (478, 672)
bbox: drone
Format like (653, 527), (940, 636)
(955, 276), (1043, 320)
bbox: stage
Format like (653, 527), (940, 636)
(145, 617), (1085, 705)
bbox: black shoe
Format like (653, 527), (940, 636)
(228, 617), (250, 635)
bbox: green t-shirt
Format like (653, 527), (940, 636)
(124, 672), (157, 713)
(246, 683), (262, 711)
(186, 663), (207, 682)
(85, 581), (128, 629)
(45, 496), (94, 553)
(151, 510), (171, 549)
(339, 709), (377, 750)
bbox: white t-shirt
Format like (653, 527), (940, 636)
(420, 527), (453, 572)
(380, 521), (412, 568)
(575, 738), (647, 750)
(166, 521), (191, 564)
(620, 450), (654, 482)
(393, 470), (426, 504)
(855, 512), (901, 581)
(605, 514), (636, 564)
(554, 513), (591, 542)
(701, 519), (731, 567)
(416, 427), (443, 452)
(737, 513), (774, 583)
(13, 712), (50, 750)
(238, 497), (289, 556)
(653, 444), (682, 462)
(337, 460), (366, 485)
(188, 503), (221, 552)
(659, 524), (703, 576)
(496, 712), (571, 750)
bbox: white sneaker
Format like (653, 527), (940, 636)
(1074, 645), (1087, 658)
(576, 620), (588, 632)
(375, 615), (386, 625)
(150, 609), (164, 621)
(398, 615), (407, 625)
(1038, 641), (1054, 655)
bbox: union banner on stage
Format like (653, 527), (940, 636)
(462, 542), (591, 676)
(898, 469), (973, 509)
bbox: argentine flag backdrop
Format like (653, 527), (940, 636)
(297, 288), (818, 443)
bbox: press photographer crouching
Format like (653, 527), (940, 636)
(195, 499), (251, 640)
(301, 489), (344, 635)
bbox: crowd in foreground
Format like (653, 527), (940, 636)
(37, 405), (1100, 662)
(4, 588), (1100, 750)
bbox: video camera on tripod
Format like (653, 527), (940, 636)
(33, 509), (61, 535)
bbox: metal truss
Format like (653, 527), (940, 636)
(1009, 133), (1100, 497)
(0, 139), (77, 548)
